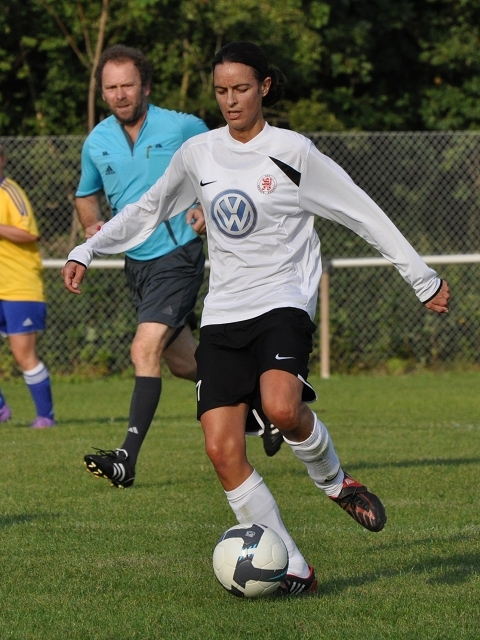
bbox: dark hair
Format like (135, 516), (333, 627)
(95, 44), (152, 90)
(212, 41), (286, 107)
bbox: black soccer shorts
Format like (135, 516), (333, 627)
(195, 307), (317, 419)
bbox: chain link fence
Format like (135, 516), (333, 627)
(0, 132), (479, 377)
(309, 132), (480, 374)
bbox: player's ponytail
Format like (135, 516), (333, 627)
(212, 41), (286, 107)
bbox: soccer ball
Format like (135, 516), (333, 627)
(213, 523), (288, 598)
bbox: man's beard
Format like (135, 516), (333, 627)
(114, 96), (147, 125)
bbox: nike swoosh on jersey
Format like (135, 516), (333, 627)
(200, 180), (217, 187)
(275, 354), (296, 360)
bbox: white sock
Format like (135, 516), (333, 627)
(22, 362), (48, 384)
(285, 411), (345, 497)
(225, 469), (310, 578)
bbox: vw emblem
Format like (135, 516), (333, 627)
(210, 190), (257, 238)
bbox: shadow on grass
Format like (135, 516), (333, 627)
(4, 417), (129, 428)
(40, 415), (198, 428)
(284, 457), (480, 480)
(0, 513), (61, 528)
(347, 457), (480, 471)
(47, 417), (129, 427)
(315, 549), (480, 596)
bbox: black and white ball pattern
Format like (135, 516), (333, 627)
(213, 523), (289, 598)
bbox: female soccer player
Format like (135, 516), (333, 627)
(63, 42), (450, 595)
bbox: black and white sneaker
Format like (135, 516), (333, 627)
(245, 404), (284, 457)
(278, 565), (318, 596)
(262, 422), (284, 457)
(84, 448), (135, 488)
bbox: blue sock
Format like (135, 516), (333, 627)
(23, 362), (54, 419)
(0, 390), (5, 409)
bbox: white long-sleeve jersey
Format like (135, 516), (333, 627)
(68, 123), (441, 326)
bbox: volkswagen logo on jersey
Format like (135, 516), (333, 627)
(210, 190), (257, 238)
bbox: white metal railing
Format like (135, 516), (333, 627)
(329, 254), (480, 268)
(45, 253), (480, 271)
(45, 253), (480, 379)
(43, 259), (125, 269)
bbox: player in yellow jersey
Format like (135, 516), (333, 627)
(0, 144), (55, 428)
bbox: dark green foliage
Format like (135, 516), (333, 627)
(323, 263), (480, 373)
(42, 269), (137, 376)
(3, 0), (480, 134)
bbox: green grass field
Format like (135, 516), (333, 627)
(0, 371), (479, 639)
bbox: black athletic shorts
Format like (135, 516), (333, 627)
(195, 307), (317, 420)
(125, 237), (205, 329)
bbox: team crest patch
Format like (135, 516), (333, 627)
(257, 175), (277, 194)
(211, 190), (258, 239)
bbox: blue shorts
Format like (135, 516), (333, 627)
(0, 300), (47, 336)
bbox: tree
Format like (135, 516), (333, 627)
(116, 0), (328, 129)
(36, 0), (110, 131)
(0, 0), (54, 133)
(419, 0), (480, 130)
(3, 0), (480, 135)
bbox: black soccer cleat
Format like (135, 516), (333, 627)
(245, 404), (284, 457)
(262, 422), (284, 457)
(278, 565), (318, 596)
(330, 472), (386, 532)
(84, 448), (135, 488)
